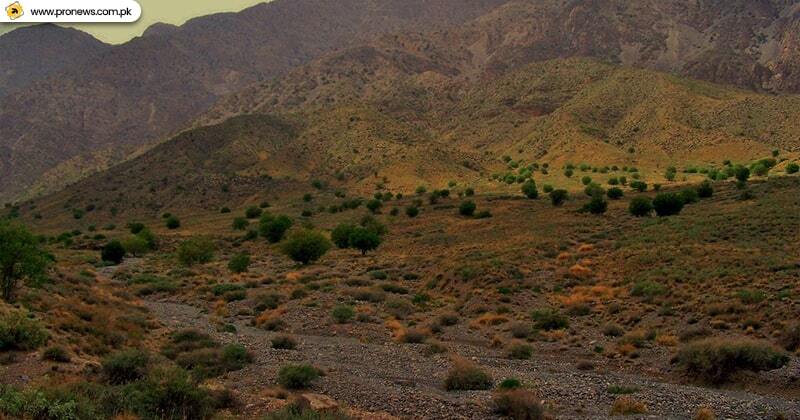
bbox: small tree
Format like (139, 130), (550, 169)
(521, 181), (538, 199)
(734, 165), (750, 184)
(281, 230), (332, 265)
(245, 206), (262, 219)
(629, 197), (653, 217)
(102, 240), (126, 265)
(459, 201), (477, 217)
(652, 193), (685, 217)
(697, 181), (714, 198)
(228, 254), (251, 274)
(331, 223), (356, 249)
(550, 190), (568, 206)
(349, 227), (381, 255)
(607, 187), (624, 200)
(165, 216), (181, 230)
(0, 222), (50, 302)
(121, 236), (149, 257)
(630, 181), (648, 192)
(366, 199), (383, 214)
(582, 196), (608, 215)
(405, 206), (420, 218)
(260, 214), (293, 243)
(177, 237), (215, 266)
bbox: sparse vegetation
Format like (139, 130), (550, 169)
(177, 237), (215, 266)
(444, 360), (492, 391)
(675, 338), (789, 383)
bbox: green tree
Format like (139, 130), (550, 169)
(366, 199), (383, 214)
(349, 227), (382, 255)
(521, 181), (538, 199)
(786, 163), (799, 174)
(582, 196), (608, 215)
(607, 187), (624, 200)
(653, 193), (685, 217)
(405, 206), (420, 218)
(629, 197), (653, 217)
(121, 235), (149, 257)
(281, 230), (332, 265)
(0, 222), (50, 302)
(331, 223), (356, 249)
(259, 214), (293, 244)
(734, 165), (750, 183)
(101, 240), (126, 265)
(459, 200), (477, 216)
(228, 254), (251, 274)
(177, 237), (215, 266)
(550, 190), (568, 206)
(165, 215), (180, 230)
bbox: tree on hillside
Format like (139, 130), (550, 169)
(349, 227), (382, 255)
(0, 221), (50, 302)
(521, 181), (538, 199)
(281, 230), (332, 265)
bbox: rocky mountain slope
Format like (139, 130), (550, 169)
(0, 24), (109, 98)
(0, 0), (508, 202)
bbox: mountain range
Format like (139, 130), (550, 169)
(2, 0), (800, 204)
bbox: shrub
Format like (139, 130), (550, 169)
(521, 181), (538, 199)
(331, 223), (356, 249)
(174, 344), (253, 379)
(228, 253), (251, 273)
(272, 335), (297, 350)
(492, 389), (545, 420)
(734, 165), (750, 183)
(629, 196), (653, 217)
(121, 235), (149, 257)
(277, 364), (320, 389)
(102, 349), (150, 384)
(177, 237), (215, 266)
(0, 310), (48, 350)
(331, 305), (355, 324)
(165, 216), (181, 229)
(697, 181), (714, 198)
(630, 181), (647, 192)
(348, 227), (382, 255)
(0, 222), (50, 302)
(498, 378), (523, 390)
(675, 338), (790, 383)
(781, 323), (800, 352)
(584, 183), (604, 197)
(607, 187), (624, 200)
(399, 329), (427, 344)
(366, 199), (383, 214)
(549, 190), (568, 206)
(631, 281), (667, 299)
(507, 343), (533, 360)
(459, 200), (476, 217)
(42, 346), (71, 362)
(652, 193), (684, 217)
(232, 217), (248, 231)
(404, 205), (420, 218)
(128, 367), (216, 419)
(787, 163), (799, 174)
(101, 240), (126, 264)
(260, 214), (294, 244)
(245, 206), (262, 219)
(680, 188), (699, 204)
(582, 196), (608, 215)
(444, 360), (492, 391)
(542, 184), (554, 193)
(281, 231), (331, 265)
(610, 396), (648, 415)
(531, 309), (568, 331)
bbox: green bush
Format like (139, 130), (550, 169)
(0, 310), (48, 350)
(245, 206), (263, 219)
(366, 199), (383, 214)
(405, 205), (420, 218)
(102, 349), (150, 384)
(177, 237), (215, 266)
(631, 281), (667, 299)
(607, 187), (624, 200)
(459, 200), (477, 216)
(174, 344), (253, 379)
(42, 346), (71, 363)
(676, 338), (789, 383)
(332, 305), (355, 324)
(531, 309), (568, 331)
(260, 214), (294, 243)
(331, 224), (356, 249)
(101, 240), (126, 264)
(498, 378), (523, 390)
(277, 364), (320, 389)
(549, 190), (568, 206)
(0, 221), (50, 302)
(786, 163), (799, 174)
(628, 196), (653, 217)
(232, 217), (248, 231)
(680, 188), (699, 204)
(127, 367), (216, 420)
(507, 343), (533, 360)
(228, 253), (251, 273)
(165, 216), (181, 230)
(652, 193), (684, 217)
(582, 196), (607, 215)
(444, 361), (492, 391)
(271, 335), (297, 350)
(348, 227), (382, 255)
(521, 181), (538, 199)
(630, 181), (647, 192)
(121, 235), (149, 257)
(281, 230), (332, 265)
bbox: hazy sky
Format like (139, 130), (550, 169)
(0, 0), (269, 43)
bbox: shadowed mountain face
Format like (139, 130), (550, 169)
(3, 0), (800, 204)
(0, 24), (110, 97)
(0, 0), (509, 202)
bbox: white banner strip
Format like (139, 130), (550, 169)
(3, 0), (141, 23)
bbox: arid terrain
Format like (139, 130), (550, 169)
(1, 1), (800, 419)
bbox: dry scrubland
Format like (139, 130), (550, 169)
(1, 159), (799, 419)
